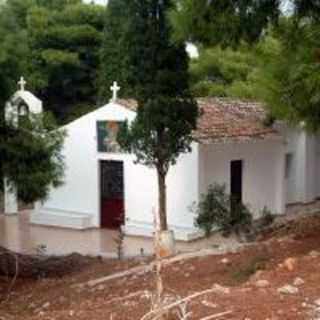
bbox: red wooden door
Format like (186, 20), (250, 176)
(100, 161), (124, 229)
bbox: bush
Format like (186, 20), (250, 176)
(194, 184), (253, 238)
(260, 206), (275, 227)
(194, 184), (230, 237)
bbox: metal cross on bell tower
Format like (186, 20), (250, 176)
(110, 81), (120, 102)
(18, 76), (27, 91)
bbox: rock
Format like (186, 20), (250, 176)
(283, 257), (297, 271)
(255, 280), (270, 288)
(221, 258), (230, 264)
(69, 310), (75, 316)
(250, 270), (265, 281)
(278, 285), (299, 295)
(97, 284), (105, 291)
(42, 302), (50, 309)
(293, 277), (305, 286)
(309, 250), (320, 258)
(314, 299), (320, 307)
(188, 265), (196, 271)
(211, 284), (230, 294)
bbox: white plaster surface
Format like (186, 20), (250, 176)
(31, 102), (320, 241)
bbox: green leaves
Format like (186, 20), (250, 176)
(252, 20), (320, 131)
(0, 112), (65, 202)
(169, 0), (280, 47)
(190, 44), (260, 99)
(0, 0), (105, 122)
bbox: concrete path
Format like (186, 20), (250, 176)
(1, 201), (319, 258)
(0, 211), (119, 257)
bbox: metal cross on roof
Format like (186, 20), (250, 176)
(18, 76), (26, 91)
(110, 81), (120, 102)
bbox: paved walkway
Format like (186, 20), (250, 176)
(0, 211), (119, 257)
(1, 201), (319, 257)
(0, 210), (241, 257)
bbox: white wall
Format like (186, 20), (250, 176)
(199, 140), (286, 218)
(123, 143), (200, 240)
(278, 124), (320, 204)
(33, 102), (200, 239)
(33, 102), (136, 227)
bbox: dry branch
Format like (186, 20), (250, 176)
(199, 310), (233, 320)
(140, 288), (227, 320)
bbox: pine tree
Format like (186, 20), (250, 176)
(0, 0), (65, 201)
(118, 0), (198, 232)
(169, 0), (280, 47)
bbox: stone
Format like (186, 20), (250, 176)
(97, 284), (105, 291)
(283, 257), (297, 271)
(42, 302), (50, 309)
(250, 270), (265, 281)
(221, 258), (230, 264)
(277, 285), (299, 295)
(255, 280), (270, 288)
(293, 277), (305, 286)
(314, 299), (320, 307)
(309, 250), (320, 258)
(211, 284), (230, 294)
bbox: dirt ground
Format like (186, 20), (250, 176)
(1, 213), (320, 320)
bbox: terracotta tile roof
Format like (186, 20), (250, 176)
(116, 99), (138, 112)
(194, 98), (282, 144)
(115, 97), (282, 144)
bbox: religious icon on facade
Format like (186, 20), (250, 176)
(97, 121), (122, 153)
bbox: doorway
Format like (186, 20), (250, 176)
(100, 160), (124, 229)
(230, 160), (243, 211)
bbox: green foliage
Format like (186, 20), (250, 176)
(169, 0), (280, 47)
(0, 0), (104, 122)
(0, 1), (28, 108)
(252, 19), (320, 131)
(194, 184), (230, 237)
(116, 0), (198, 231)
(27, 1), (105, 121)
(190, 45), (259, 99)
(260, 206), (275, 227)
(194, 184), (253, 238)
(98, 0), (133, 103)
(0, 1), (66, 202)
(0, 113), (65, 203)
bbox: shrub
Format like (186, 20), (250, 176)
(225, 200), (253, 237)
(260, 206), (275, 227)
(194, 184), (253, 238)
(194, 184), (230, 238)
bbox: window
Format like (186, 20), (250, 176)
(97, 121), (123, 153)
(285, 153), (294, 179)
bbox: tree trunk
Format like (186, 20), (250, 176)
(157, 169), (168, 231)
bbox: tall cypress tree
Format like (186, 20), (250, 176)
(118, 0), (198, 232)
(98, 0), (132, 103)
